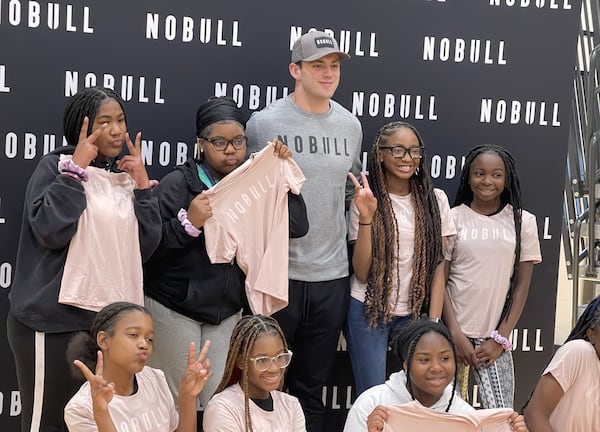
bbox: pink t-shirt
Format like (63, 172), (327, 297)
(544, 339), (600, 431)
(445, 204), (541, 338)
(203, 384), (306, 432)
(59, 156), (143, 312)
(382, 402), (514, 431)
(348, 188), (456, 316)
(203, 146), (305, 316)
(64, 367), (178, 432)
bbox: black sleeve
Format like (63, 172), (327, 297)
(27, 155), (87, 250)
(133, 188), (162, 263)
(288, 191), (309, 238)
(150, 170), (199, 260)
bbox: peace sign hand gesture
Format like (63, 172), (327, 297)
(348, 172), (377, 223)
(117, 132), (151, 189)
(179, 340), (213, 399)
(73, 351), (115, 413)
(71, 116), (106, 169)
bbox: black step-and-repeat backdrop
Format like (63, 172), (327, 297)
(0, 0), (582, 430)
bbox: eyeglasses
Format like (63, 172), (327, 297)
(378, 145), (424, 159)
(249, 351), (293, 371)
(201, 136), (247, 151)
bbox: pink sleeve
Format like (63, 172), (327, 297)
(519, 210), (542, 263)
(543, 340), (587, 394)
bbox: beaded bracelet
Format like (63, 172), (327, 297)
(58, 159), (89, 182)
(177, 208), (201, 237)
(490, 330), (512, 352)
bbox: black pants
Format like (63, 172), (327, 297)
(6, 312), (84, 432)
(273, 277), (350, 432)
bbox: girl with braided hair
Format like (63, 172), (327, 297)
(202, 315), (305, 432)
(524, 296), (600, 431)
(7, 86), (161, 432)
(344, 121), (456, 395)
(443, 145), (541, 409)
(344, 319), (528, 432)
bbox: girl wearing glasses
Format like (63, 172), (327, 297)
(443, 145), (541, 409)
(523, 296), (600, 431)
(143, 96), (308, 413)
(345, 121), (456, 395)
(203, 315), (305, 432)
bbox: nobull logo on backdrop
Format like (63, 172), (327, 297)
(352, 92), (438, 120)
(0, 1), (93, 33)
(64, 71), (165, 104)
(214, 82), (290, 110)
(145, 13), (242, 46)
(423, 37), (507, 65)
(480, 99), (561, 126)
(290, 26), (379, 57)
(2, 131), (65, 160)
(489, 0), (572, 9)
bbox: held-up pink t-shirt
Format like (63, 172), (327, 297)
(203, 145), (305, 315)
(59, 156), (143, 311)
(381, 402), (514, 431)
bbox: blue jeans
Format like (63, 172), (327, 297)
(344, 297), (412, 396)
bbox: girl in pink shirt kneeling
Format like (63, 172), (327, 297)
(203, 315), (306, 432)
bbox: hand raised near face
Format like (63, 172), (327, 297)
(186, 192), (213, 228)
(117, 132), (151, 189)
(73, 351), (115, 413)
(269, 138), (292, 159)
(348, 172), (377, 223)
(71, 116), (105, 169)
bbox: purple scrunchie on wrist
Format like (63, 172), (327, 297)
(177, 208), (201, 238)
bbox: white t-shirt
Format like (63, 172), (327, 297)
(348, 188), (456, 316)
(544, 339), (600, 431)
(445, 204), (541, 338)
(203, 145), (305, 316)
(64, 367), (178, 432)
(203, 384), (306, 432)
(381, 402), (514, 431)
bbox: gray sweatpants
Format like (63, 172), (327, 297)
(144, 296), (241, 410)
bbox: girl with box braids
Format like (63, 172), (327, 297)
(345, 121), (456, 395)
(444, 144), (541, 409)
(204, 315), (305, 432)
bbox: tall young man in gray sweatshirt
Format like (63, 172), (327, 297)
(246, 31), (363, 432)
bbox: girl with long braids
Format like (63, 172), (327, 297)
(343, 319), (528, 432)
(202, 315), (305, 432)
(7, 87), (161, 432)
(524, 296), (600, 431)
(443, 145), (541, 409)
(344, 121), (456, 395)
